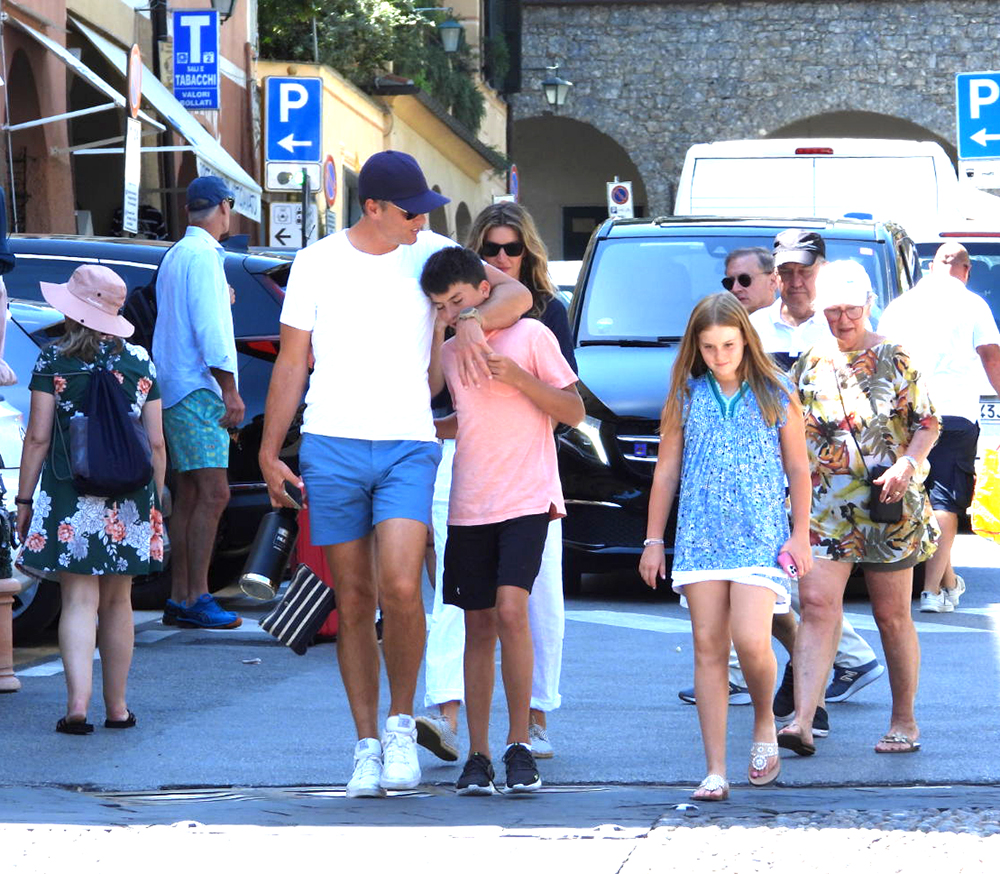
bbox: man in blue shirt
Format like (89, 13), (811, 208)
(154, 176), (245, 629)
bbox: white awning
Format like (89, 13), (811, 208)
(4, 16), (164, 133)
(72, 17), (261, 223)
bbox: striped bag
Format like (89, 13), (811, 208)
(259, 563), (336, 655)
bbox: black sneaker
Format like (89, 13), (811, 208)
(502, 743), (542, 793)
(773, 661), (795, 724)
(456, 753), (496, 796)
(813, 705), (830, 738)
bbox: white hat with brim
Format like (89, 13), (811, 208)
(39, 264), (135, 338)
(815, 259), (874, 309)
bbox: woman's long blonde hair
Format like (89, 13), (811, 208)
(661, 293), (791, 431)
(466, 202), (555, 319)
(55, 318), (121, 363)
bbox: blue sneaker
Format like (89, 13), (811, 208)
(825, 658), (884, 703)
(162, 598), (183, 626)
(177, 594), (242, 629)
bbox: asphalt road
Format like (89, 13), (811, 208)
(2, 533), (998, 795)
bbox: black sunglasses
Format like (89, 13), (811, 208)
(225, 196), (235, 209)
(480, 241), (525, 258)
(390, 203), (421, 221)
(721, 272), (763, 291)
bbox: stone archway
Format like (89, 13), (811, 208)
(454, 202), (472, 246)
(429, 184), (449, 236)
(5, 49), (46, 232)
(512, 115), (647, 259)
(768, 111), (958, 167)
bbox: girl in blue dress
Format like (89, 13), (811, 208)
(640, 293), (812, 801)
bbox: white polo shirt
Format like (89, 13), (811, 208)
(749, 298), (833, 358)
(878, 274), (1000, 423)
(280, 228), (454, 442)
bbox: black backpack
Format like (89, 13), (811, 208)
(54, 366), (153, 497)
(122, 240), (180, 353)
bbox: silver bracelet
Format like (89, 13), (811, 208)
(643, 538), (665, 547)
(899, 454), (918, 471)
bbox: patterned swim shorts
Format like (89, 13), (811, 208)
(162, 388), (229, 472)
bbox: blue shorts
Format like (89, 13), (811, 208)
(162, 389), (229, 472)
(299, 434), (442, 546)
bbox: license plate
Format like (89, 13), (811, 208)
(981, 402), (1000, 422)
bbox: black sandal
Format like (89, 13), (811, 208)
(104, 710), (137, 729)
(56, 717), (94, 735)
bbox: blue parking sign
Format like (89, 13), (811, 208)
(173, 10), (219, 110)
(956, 72), (1000, 160)
(265, 77), (322, 163)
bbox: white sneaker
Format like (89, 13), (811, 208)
(528, 721), (554, 759)
(380, 714), (421, 790)
(346, 738), (385, 798)
(919, 590), (953, 613)
(943, 574), (966, 609)
(415, 712), (460, 761)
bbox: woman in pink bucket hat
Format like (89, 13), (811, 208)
(15, 264), (167, 734)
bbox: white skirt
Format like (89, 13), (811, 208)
(671, 566), (791, 614)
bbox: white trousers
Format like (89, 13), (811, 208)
(423, 440), (565, 712)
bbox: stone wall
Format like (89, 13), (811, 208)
(515, 1), (1000, 213)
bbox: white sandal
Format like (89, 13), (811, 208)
(691, 774), (729, 801)
(749, 741), (781, 787)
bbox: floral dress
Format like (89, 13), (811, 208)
(791, 340), (940, 564)
(670, 373), (792, 612)
(23, 341), (164, 576)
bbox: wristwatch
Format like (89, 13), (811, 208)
(457, 306), (483, 327)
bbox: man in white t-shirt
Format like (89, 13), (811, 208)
(879, 243), (1000, 613)
(258, 151), (530, 799)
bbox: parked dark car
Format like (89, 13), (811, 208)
(3, 235), (296, 642)
(557, 215), (922, 593)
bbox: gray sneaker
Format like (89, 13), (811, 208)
(943, 574), (966, 609)
(415, 713), (459, 762)
(528, 721), (554, 759)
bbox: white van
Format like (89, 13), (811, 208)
(674, 138), (959, 226)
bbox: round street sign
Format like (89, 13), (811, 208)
(509, 163), (519, 202)
(323, 155), (337, 208)
(611, 184), (630, 205)
(127, 44), (142, 120)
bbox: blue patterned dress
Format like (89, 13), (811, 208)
(670, 373), (791, 611)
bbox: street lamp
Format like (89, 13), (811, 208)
(210, 0), (239, 23)
(541, 65), (572, 108)
(414, 7), (462, 54)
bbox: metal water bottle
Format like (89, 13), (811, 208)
(239, 507), (299, 600)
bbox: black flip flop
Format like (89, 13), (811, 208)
(104, 710), (137, 729)
(56, 717), (94, 735)
(777, 728), (816, 757)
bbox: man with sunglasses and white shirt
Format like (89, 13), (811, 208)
(258, 151), (531, 799)
(722, 247), (778, 314)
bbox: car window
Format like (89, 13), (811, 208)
(579, 235), (889, 341)
(226, 262), (285, 337)
(2, 254), (156, 302)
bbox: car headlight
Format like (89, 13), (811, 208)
(561, 414), (610, 465)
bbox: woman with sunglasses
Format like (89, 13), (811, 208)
(417, 202), (575, 765)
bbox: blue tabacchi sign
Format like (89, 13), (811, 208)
(173, 10), (220, 110)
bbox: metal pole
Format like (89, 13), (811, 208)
(150, 0), (177, 238)
(301, 168), (309, 248)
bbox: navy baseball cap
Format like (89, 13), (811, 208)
(773, 229), (826, 267)
(358, 150), (449, 215)
(186, 175), (234, 211)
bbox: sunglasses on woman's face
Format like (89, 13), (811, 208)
(480, 240), (525, 258)
(823, 305), (865, 320)
(721, 272), (763, 291)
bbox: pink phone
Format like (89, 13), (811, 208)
(777, 551), (798, 579)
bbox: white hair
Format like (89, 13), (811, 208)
(188, 203), (221, 224)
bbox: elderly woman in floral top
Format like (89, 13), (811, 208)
(779, 260), (940, 758)
(16, 265), (166, 735)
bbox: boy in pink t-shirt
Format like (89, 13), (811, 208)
(420, 247), (583, 795)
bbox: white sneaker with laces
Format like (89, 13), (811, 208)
(919, 590), (953, 613)
(943, 574), (966, 609)
(346, 737), (385, 798)
(380, 714), (422, 790)
(528, 721), (554, 759)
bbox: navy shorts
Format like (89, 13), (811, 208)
(443, 513), (549, 611)
(299, 433), (442, 546)
(925, 416), (979, 515)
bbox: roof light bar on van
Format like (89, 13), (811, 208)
(794, 147), (834, 155)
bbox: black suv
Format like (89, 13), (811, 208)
(3, 235), (295, 641)
(557, 215), (922, 592)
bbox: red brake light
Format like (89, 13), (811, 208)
(794, 147), (834, 155)
(246, 339), (279, 357)
(939, 231), (1000, 238)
